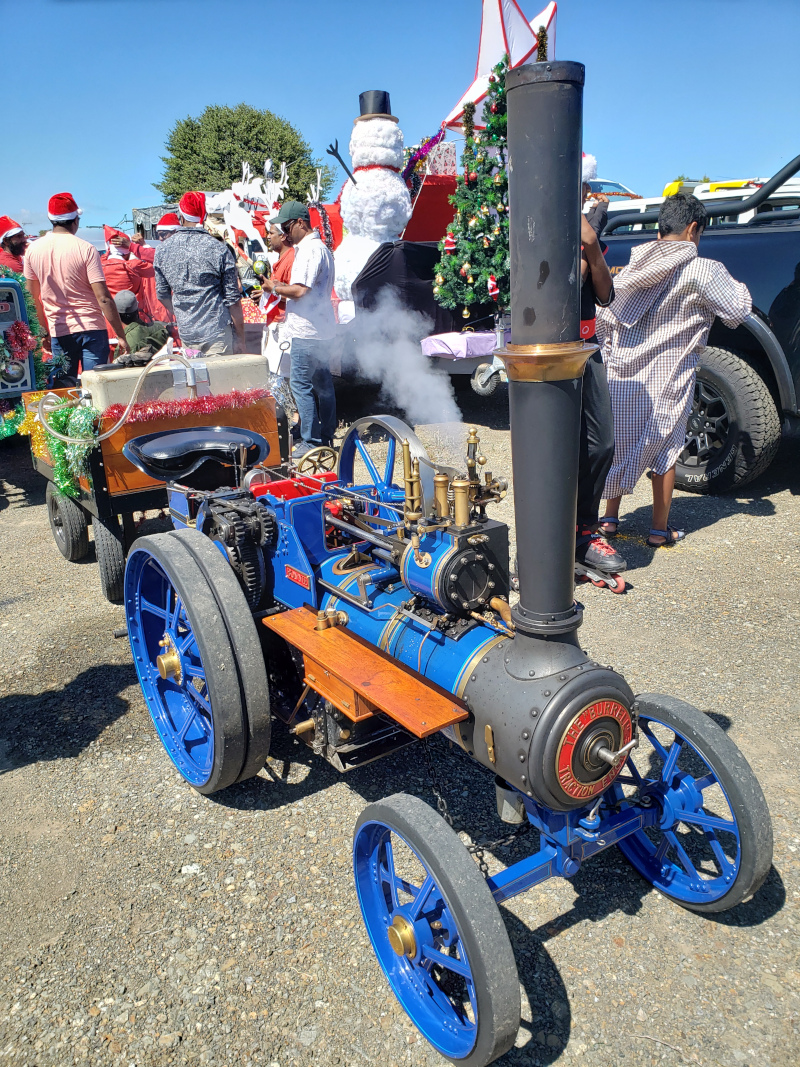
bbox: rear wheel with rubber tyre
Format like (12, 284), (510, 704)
(125, 534), (247, 793)
(46, 482), (89, 561)
(93, 515), (126, 603)
(675, 346), (781, 494)
(612, 693), (772, 913)
(167, 529), (271, 783)
(470, 366), (500, 397)
(354, 793), (520, 1066)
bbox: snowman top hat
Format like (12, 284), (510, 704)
(355, 90), (398, 124)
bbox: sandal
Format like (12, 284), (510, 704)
(598, 516), (620, 538)
(646, 526), (685, 548)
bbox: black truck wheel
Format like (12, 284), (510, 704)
(675, 346), (781, 494)
(46, 483), (89, 561)
(93, 514), (126, 603)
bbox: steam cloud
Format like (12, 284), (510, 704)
(345, 289), (462, 430)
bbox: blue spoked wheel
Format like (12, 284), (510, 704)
(612, 694), (772, 912)
(337, 415), (436, 522)
(354, 794), (519, 1066)
(125, 534), (247, 794)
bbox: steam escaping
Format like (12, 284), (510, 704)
(345, 289), (462, 431)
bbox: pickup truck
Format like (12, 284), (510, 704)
(601, 158), (800, 493)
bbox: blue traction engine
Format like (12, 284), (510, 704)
(121, 58), (773, 1067)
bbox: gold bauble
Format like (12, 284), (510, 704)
(462, 307), (471, 318)
(496, 202), (505, 212)
(433, 285), (440, 295)
(482, 237), (490, 248)
(468, 216), (478, 228)
(467, 275), (474, 284)
(480, 203), (490, 215)
(493, 172), (503, 185)
(474, 133), (481, 144)
(435, 273), (444, 285)
(493, 226), (501, 235)
(462, 261), (471, 271)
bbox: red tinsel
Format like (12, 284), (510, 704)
(6, 320), (36, 360)
(103, 387), (271, 424)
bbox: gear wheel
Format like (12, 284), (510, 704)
(229, 539), (266, 610)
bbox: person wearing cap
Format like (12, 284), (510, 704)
(23, 192), (129, 376)
(261, 200), (336, 457)
(0, 217), (27, 273)
(113, 290), (169, 359)
(153, 191), (245, 355)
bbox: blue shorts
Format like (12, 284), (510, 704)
(51, 329), (110, 380)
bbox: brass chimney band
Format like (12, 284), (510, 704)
(496, 340), (599, 382)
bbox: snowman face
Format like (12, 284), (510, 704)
(349, 118), (405, 171)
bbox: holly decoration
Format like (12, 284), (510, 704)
(434, 55), (510, 320)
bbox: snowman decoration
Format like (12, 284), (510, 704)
(334, 90), (412, 323)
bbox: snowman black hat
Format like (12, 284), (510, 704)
(355, 90), (398, 124)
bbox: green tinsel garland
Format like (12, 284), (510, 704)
(0, 403), (25, 440)
(42, 401), (101, 497)
(0, 265), (60, 387)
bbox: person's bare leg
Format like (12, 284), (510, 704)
(599, 495), (622, 534)
(650, 466), (677, 543)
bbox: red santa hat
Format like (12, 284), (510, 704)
(156, 212), (181, 231)
(179, 191), (206, 224)
(0, 216), (23, 242)
(48, 192), (82, 222)
(582, 153), (598, 183)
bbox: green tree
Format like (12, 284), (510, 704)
(433, 56), (510, 321)
(155, 103), (334, 202)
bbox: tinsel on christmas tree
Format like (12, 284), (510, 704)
(433, 55), (510, 324)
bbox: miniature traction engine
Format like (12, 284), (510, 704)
(120, 62), (773, 1067)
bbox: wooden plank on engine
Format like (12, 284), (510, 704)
(263, 607), (468, 739)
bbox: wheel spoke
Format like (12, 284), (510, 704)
(641, 722), (671, 764)
(421, 944), (472, 980)
(383, 436), (397, 487)
(178, 707), (198, 741)
(708, 835), (738, 876)
(139, 596), (168, 621)
(354, 436), (383, 487)
(169, 593), (184, 631)
(660, 739), (683, 783)
(185, 683), (211, 715)
(664, 830), (701, 881)
(693, 772), (717, 792)
(653, 835), (671, 864)
(183, 662), (205, 680)
(677, 809), (736, 834)
(378, 838), (400, 909)
(408, 874), (436, 920)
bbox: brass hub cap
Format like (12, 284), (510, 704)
(156, 635), (182, 684)
(387, 915), (417, 958)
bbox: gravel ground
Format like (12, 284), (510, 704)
(0, 376), (798, 1067)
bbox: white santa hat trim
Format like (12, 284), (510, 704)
(48, 208), (83, 221)
(179, 211), (202, 223)
(582, 153), (598, 182)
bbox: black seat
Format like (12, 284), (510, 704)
(123, 426), (269, 483)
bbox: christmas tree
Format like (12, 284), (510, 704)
(433, 55), (510, 324)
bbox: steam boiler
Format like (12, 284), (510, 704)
(113, 62), (772, 1067)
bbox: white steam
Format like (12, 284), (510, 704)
(348, 289), (461, 428)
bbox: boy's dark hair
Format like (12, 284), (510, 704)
(658, 193), (708, 237)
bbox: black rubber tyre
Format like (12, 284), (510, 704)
(167, 529), (271, 783)
(354, 793), (520, 1066)
(675, 346), (781, 494)
(93, 514), (126, 603)
(125, 534), (247, 793)
(617, 693), (773, 913)
(470, 365), (500, 397)
(46, 482), (89, 561)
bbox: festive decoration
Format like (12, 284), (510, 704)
(0, 402), (25, 441)
(17, 392), (100, 496)
(433, 56), (510, 320)
(462, 307), (471, 319)
(103, 387), (271, 425)
(17, 392), (48, 458)
(400, 126), (446, 183)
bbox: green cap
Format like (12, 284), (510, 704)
(271, 200), (311, 226)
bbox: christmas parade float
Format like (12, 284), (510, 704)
(0, 269), (47, 440)
(66, 55), (770, 1067)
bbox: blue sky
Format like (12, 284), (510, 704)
(2, 0), (798, 231)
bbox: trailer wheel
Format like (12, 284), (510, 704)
(612, 694), (772, 912)
(93, 514), (126, 603)
(470, 365), (500, 397)
(125, 534), (247, 793)
(354, 793), (520, 1066)
(46, 483), (89, 561)
(167, 529), (271, 783)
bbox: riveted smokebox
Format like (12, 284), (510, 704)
(498, 61), (595, 637)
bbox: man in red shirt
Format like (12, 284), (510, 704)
(0, 216), (27, 273)
(24, 192), (129, 377)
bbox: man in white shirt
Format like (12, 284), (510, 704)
(261, 201), (336, 458)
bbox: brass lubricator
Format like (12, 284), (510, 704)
(433, 472), (450, 519)
(451, 479), (471, 527)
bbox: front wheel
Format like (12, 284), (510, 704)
(470, 366), (499, 397)
(612, 693), (772, 912)
(354, 793), (519, 1066)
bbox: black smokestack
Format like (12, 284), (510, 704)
(501, 61), (589, 637)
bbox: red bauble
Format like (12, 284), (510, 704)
(489, 75), (496, 83)
(469, 171), (477, 182)
(490, 103), (498, 114)
(459, 266), (467, 277)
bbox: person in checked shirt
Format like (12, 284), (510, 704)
(153, 191), (245, 355)
(597, 193), (751, 547)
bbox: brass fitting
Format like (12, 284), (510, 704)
(433, 472), (450, 519)
(452, 479), (471, 527)
(495, 340), (598, 382)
